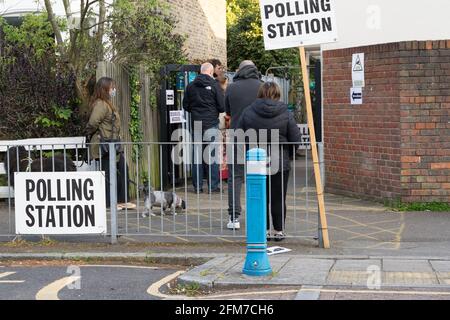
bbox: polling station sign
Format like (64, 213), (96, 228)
(15, 172), (107, 235)
(259, 0), (338, 50)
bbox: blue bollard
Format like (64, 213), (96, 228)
(243, 148), (272, 277)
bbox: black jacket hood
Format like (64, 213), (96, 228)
(251, 98), (288, 118)
(233, 65), (261, 82)
(194, 74), (216, 87)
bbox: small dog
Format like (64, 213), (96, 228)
(141, 185), (186, 217)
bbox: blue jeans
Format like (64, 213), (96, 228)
(192, 126), (220, 191)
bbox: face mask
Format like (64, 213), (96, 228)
(110, 88), (117, 98)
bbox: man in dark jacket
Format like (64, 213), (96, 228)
(224, 60), (263, 230)
(183, 62), (225, 193)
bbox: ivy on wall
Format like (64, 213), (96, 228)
(128, 66), (143, 161)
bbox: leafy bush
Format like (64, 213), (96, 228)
(0, 175), (7, 187)
(0, 14), (83, 140)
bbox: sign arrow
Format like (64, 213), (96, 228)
(352, 92), (362, 100)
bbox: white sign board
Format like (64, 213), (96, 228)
(170, 110), (186, 124)
(267, 246), (292, 256)
(166, 90), (175, 106)
(322, 0), (450, 51)
(352, 53), (365, 87)
(15, 172), (107, 235)
(259, 0), (338, 50)
(351, 87), (363, 105)
(297, 124), (312, 150)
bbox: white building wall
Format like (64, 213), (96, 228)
(1, 0), (70, 17)
(322, 0), (450, 51)
(0, 1), (110, 18)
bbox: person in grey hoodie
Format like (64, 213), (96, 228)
(236, 82), (302, 241)
(225, 60), (263, 230)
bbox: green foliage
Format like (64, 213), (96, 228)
(388, 201), (450, 212)
(0, 175), (7, 187)
(171, 283), (201, 297)
(109, 0), (187, 109)
(129, 66), (143, 160)
(227, 0), (299, 74)
(35, 105), (73, 128)
(1, 1), (186, 140)
(109, 0), (187, 75)
(0, 14), (82, 139)
(0, 14), (59, 60)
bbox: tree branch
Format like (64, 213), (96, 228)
(43, 0), (64, 50)
(97, 0), (106, 60)
(62, 0), (72, 21)
(82, 18), (112, 32)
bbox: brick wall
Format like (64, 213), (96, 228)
(323, 40), (450, 203)
(399, 41), (450, 203)
(165, 0), (227, 65)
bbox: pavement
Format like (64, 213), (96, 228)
(1, 252), (450, 300)
(177, 254), (450, 292)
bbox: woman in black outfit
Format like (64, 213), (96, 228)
(236, 82), (302, 241)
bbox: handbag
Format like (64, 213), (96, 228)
(99, 110), (122, 155)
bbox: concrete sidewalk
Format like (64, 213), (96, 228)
(178, 254), (450, 290)
(2, 251), (449, 292)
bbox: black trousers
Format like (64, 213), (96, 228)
(100, 153), (129, 207)
(266, 170), (290, 232)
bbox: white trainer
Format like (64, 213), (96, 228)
(227, 219), (240, 230)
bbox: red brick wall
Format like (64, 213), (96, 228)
(323, 40), (450, 203)
(399, 41), (450, 203)
(323, 43), (402, 201)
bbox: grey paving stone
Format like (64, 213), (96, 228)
(183, 256), (243, 280)
(383, 259), (433, 273)
(332, 259), (381, 271)
(430, 261), (450, 272)
(383, 272), (439, 286)
(178, 255), (244, 289)
(64, 252), (144, 259)
(222, 255), (290, 279)
(273, 258), (335, 286)
(295, 286), (322, 300)
(437, 272), (450, 285)
(0, 253), (64, 259)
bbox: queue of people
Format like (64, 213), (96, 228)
(84, 59), (301, 242)
(183, 59), (302, 242)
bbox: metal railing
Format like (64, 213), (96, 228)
(0, 140), (319, 242)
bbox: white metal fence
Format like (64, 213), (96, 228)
(0, 140), (319, 243)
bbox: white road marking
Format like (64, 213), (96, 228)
(0, 271), (25, 284)
(35, 276), (81, 300)
(0, 272), (15, 279)
(146, 270), (300, 300)
(147, 271), (186, 299)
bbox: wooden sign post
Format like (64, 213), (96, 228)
(259, 0), (338, 249)
(299, 46), (329, 249)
